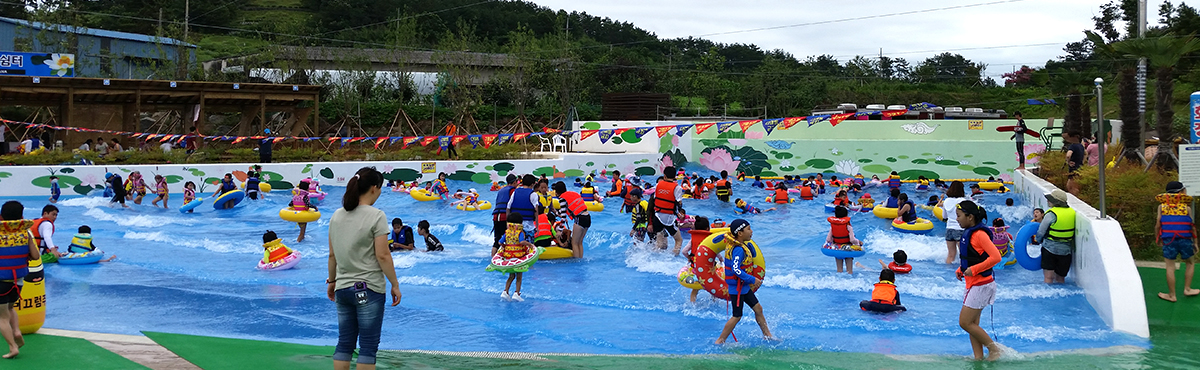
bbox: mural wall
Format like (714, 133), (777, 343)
(0, 153), (660, 197)
(661, 118), (1050, 180)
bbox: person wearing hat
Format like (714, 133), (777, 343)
(259, 129), (272, 163)
(1156, 181), (1199, 302)
(1034, 189), (1076, 284)
(105, 172), (129, 208)
(715, 219), (775, 344)
(953, 200), (1004, 361)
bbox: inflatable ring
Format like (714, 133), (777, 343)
(485, 246), (545, 273)
(16, 258), (45, 334)
(677, 266), (705, 290)
(212, 190), (246, 210)
(821, 242), (866, 258)
(918, 205), (945, 221)
(692, 233), (766, 301)
(241, 182), (272, 193)
(279, 207), (321, 223)
(860, 300), (906, 313)
(539, 246), (574, 260)
(455, 201), (494, 211)
(258, 252), (301, 271)
(309, 191), (327, 203)
(410, 189), (442, 202)
(873, 207), (899, 219)
(887, 261), (912, 273)
(58, 251), (105, 265)
(1012, 222), (1042, 271)
(977, 182), (1003, 191)
(892, 218), (934, 234)
(585, 201), (604, 212)
(179, 197), (205, 213)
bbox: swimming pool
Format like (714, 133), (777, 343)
(26, 169), (1146, 356)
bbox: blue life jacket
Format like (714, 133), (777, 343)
(885, 197), (899, 208)
(221, 180), (237, 192)
(751, 180), (764, 189)
(492, 185), (515, 215)
(959, 222), (995, 278)
(901, 200), (917, 222)
(508, 187), (537, 219)
(1161, 214), (1194, 241)
(392, 225), (412, 245)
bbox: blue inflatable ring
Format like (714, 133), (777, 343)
(1012, 222), (1042, 271)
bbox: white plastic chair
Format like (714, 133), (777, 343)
(552, 134), (568, 152)
(538, 135), (552, 152)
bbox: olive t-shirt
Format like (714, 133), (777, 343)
(330, 205), (389, 293)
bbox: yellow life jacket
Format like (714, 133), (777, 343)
(1047, 207), (1076, 242)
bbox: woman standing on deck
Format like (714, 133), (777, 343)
(327, 167), (401, 369)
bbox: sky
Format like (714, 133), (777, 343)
(526, 0), (1168, 80)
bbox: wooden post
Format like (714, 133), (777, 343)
(312, 92), (320, 136)
(259, 94), (266, 135)
(62, 87), (74, 147)
(196, 90), (206, 133)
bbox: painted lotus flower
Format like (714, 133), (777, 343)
(383, 165), (394, 173)
(699, 148), (740, 174)
(834, 160), (860, 175)
(831, 148), (840, 155)
(658, 155), (674, 173)
(444, 163), (458, 174)
(44, 53), (74, 77)
(959, 159), (970, 165)
(1022, 143), (1046, 164)
(778, 159), (792, 168)
(79, 173), (103, 187)
(671, 135), (680, 147)
(935, 155), (945, 161)
(728, 139), (747, 147)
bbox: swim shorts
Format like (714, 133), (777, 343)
(1163, 238), (1196, 260)
(0, 280), (20, 305)
(731, 290), (760, 317)
(1041, 248), (1073, 278)
(945, 228), (964, 242)
(575, 214), (591, 228)
(962, 281), (997, 310)
(652, 215), (677, 236)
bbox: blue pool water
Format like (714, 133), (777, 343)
(20, 170), (1146, 356)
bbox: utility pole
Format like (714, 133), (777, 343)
(1136, 0), (1147, 157)
(1096, 77), (1108, 218)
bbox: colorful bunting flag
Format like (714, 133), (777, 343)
(403, 136), (420, 149)
(374, 137), (388, 149)
(497, 133), (513, 146)
(598, 129), (615, 144)
(419, 136), (437, 147)
(694, 123), (714, 134)
(761, 118), (782, 135)
(467, 135), (482, 149)
(633, 127), (653, 139)
(513, 133), (530, 141)
(451, 135), (467, 146)
(543, 127), (561, 134)
(829, 113), (855, 126)
(579, 130), (599, 140)
(882, 109), (908, 117)
(738, 120), (761, 132)
(231, 137), (247, 144)
(656, 126), (674, 138)
(807, 115), (830, 127)
(482, 134), (498, 149)
(716, 121), (737, 134)
(675, 125), (693, 136)
(615, 128), (631, 135)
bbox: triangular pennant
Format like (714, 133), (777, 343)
(738, 120), (761, 132)
(438, 136), (451, 149)
(615, 128), (631, 135)
(451, 135), (467, 146)
(497, 134), (513, 146)
(328, 137), (340, 143)
(656, 126), (674, 138)
(403, 136), (420, 149)
(694, 123), (714, 134)
(598, 129), (616, 144)
(482, 134), (498, 149)
(716, 121), (737, 134)
(389, 137), (403, 145)
(543, 127), (561, 134)
(762, 118), (782, 135)
(374, 137), (388, 149)
(909, 102), (936, 110)
(882, 109), (908, 117)
(513, 133), (530, 141)
(273, 137), (287, 143)
(675, 125), (694, 137)
(579, 130), (599, 140)
(467, 135), (482, 149)
(633, 127), (653, 139)
(807, 115), (830, 127)
(231, 137), (247, 144)
(420, 136), (437, 146)
(829, 112), (855, 126)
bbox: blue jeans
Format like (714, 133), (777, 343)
(333, 287), (385, 364)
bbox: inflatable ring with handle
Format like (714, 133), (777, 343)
(891, 218), (934, 234)
(456, 201), (494, 211)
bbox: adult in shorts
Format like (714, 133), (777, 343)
(1035, 189), (1075, 284)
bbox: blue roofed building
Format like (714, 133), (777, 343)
(0, 16), (196, 79)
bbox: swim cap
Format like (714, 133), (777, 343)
(469, 188), (477, 193)
(105, 172), (113, 179)
(729, 219), (750, 236)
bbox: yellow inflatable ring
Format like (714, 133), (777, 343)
(892, 218), (934, 234)
(241, 182), (273, 193)
(873, 206), (899, 219)
(540, 246), (575, 260)
(16, 258), (45, 334)
(410, 189), (442, 202)
(279, 207), (321, 223)
(977, 182), (1003, 191)
(764, 196), (795, 204)
(455, 201), (494, 211)
(919, 205), (945, 221)
(677, 266), (704, 290)
(585, 201), (604, 212)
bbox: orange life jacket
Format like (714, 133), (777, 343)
(560, 191), (588, 218)
(800, 186), (814, 200)
(533, 214), (554, 242)
(654, 180), (678, 214)
(870, 281), (899, 305)
(832, 197), (851, 206)
(30, 218), (53, 249)
(828, 216), (851, 245)
(773, 189), (790, 204)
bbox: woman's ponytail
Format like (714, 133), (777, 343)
(342, 167), (384, 211)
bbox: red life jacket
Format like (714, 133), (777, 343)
(623, 184), (638, 206)
(828, 216), (851, 244)
(534, 214), (554, 242)
(654, 180), (679, 214)
(560, 191), (588, 218)
(31, 218), (53, 249)
(800, 186), (814, 200)
(832, 197), (851, 206)
(773, 189), (790, 204)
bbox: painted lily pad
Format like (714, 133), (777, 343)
(774, 152), (794, 159)
(700, 139), (728, 147)
(59, 168), (75, 173)
(73, 184), (103, 195)
(319, 167), (334, 179)
(620, 130), (642, 144)
(471, 172), (492, 184)
(863, 164), (892, 174)
(607, 164), (616, 169)
(383, 169), (421, 182)
(858, 159), (873, 163)
(957, 165), (976, 172)
(973, 167), (1001, 176)
(33, 175), (80, 188)
(935, 160), (960, 166)
(586, 162), (595, 167)
(767, 159), (781, 165)
(301, 164), (312, 174)
(635, 166), (656, 176)
(982, 161), (997, 165)
(447, 170), (478, 182)
(165, 175), (184, 184)
(267, 181), (294, 190)
(532, 166), (556, 177)
(897, 155), (909, 159)
(805, 158), (834, 169)
(581, 122), (602, 130)
(886, 157), (897, 162)
(563, 169), (585, 177)
(911, 159), (929, 164)
(0, 172), (11, 178)
(261, 171), (285, 182)
(760, 170), (779, 177)
(493, 162), (515, 175)
(779, 166), (796, 172)
(898, 169), (940, 180)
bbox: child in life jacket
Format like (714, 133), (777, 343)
(628, 190), (651, 242)
(150, 174), (170, 209)
(927, 195), (940, 207)
(859, 269), (906, 313)
(916, 176), (930, 191)
(990, 218), (1014, 259)
(127, 171), (148, 204)
(580, 182), (602, 203)
(49, 175), (60, 203)
(857, 193), (875, 209)
(831, 190), (852, 207)
(67, 225), (116, 262)
(389, 218), (415, 251)
(735, 199), (775, 215)
(260, 230), (296, 265)
(751, 175), (765, 189)
(828, 206), (863, 274)
(880, 250), (912, 274)
(490, 213), (536, 302)
(291, 181), (318, 242)
(182, 181), (197, 212)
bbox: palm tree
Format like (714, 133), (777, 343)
(1113, 33), (1200, 170)
(1086, 31), (1144, 164)
(1049, 69), (1092, 137)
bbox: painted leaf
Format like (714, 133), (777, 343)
(320, 167), (334, 179)
(467, 164), (475, 169)
(493, 162), (515, 174)
(485, 165), (494, 170)
(267, 181), (294, 190)
(911, 159), (930, 164)
(607, 164), (616, 168)
(72, 185), (95, 195)
(120, 168), (131, 173)
(612, 136), (624, 145)
(862, 164), (892, 174)
(858, 159), (873, 163)
(581, 122), (602, 130)
(383, 169), (421, 182)
(261, 171), (285, 182)
(699, 139), (728, 147)
(774, 152), (793, 159)
(532, 166), (556, 177)
(760, 170), (779, 177)
(165, 175), (184, 184)
(973, 167), (1001, 176)
(190, 170), (205, 177)
(805, 158), (834, 169)
(203, 177), (221, 185)
(635, 166), (657, 176)
(563, 169), (585, 177)
(727, 146), (771, 175)
(0, 172), (11, 178)
(32, 175), (81, 188)
(60, 168), (75, 173)
(936, 160), (960, 166)
(470, 172), (492, 184)
(886, 157), (898, 162)
(898, 169), (940, 180)
(663, 149), (688, 169)
(585, 162), (594, 167)
(448, 170), (477, 182)
(619, 130), (642, 144)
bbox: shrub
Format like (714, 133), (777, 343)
(1036, 144), (1175, 260)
